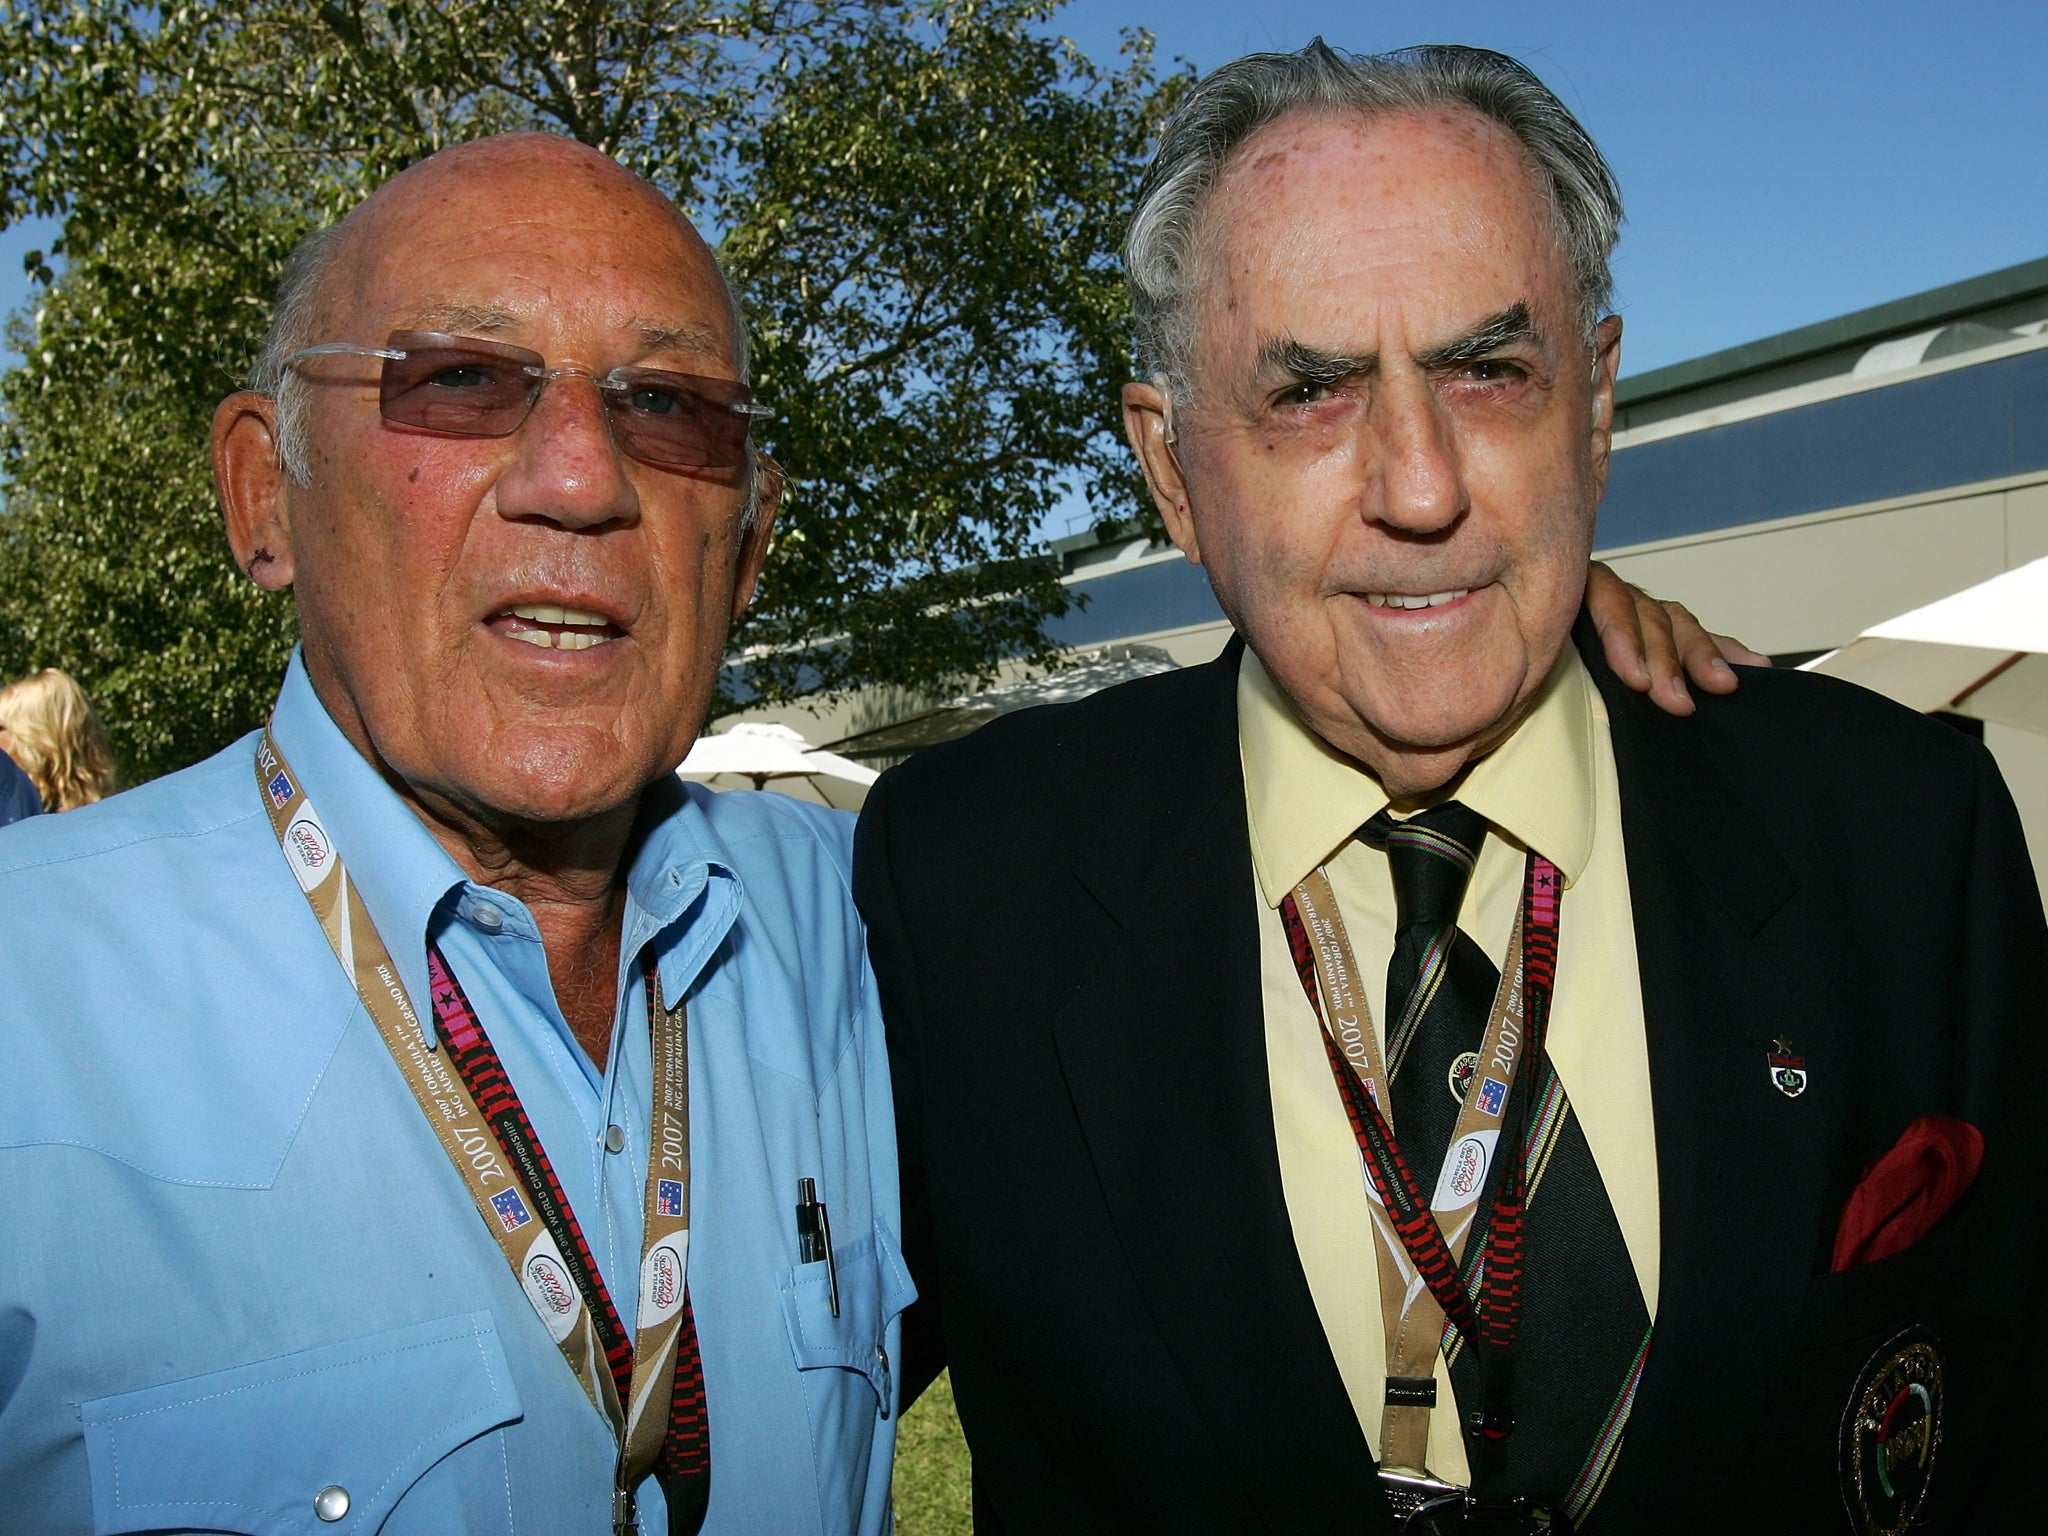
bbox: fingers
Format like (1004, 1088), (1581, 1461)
(1713, 632), (1773, 669)
(1586, 561), (1652, 691)
(1585, 562), (1771, 715)
(1587, 561), (1698, 712)
(1661, 600), (1734, 700)
(1637, 596), (1698, 716)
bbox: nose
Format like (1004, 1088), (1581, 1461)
(1364, 370), (1467, 535)
(491, 371), (641, 531)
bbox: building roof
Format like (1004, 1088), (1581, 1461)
(1615, 253), (2048, 423)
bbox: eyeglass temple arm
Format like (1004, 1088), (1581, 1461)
(283, 342), (409, 364)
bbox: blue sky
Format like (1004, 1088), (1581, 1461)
(1050, 0), (2048, 378)
(4, 0), (2044, 527)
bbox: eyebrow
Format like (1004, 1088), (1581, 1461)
(1413, 302), (1539, 369)
(404, 301), (523, 335)
(1253, 301), (1541, 384)
(635, 320), (724, 360)
(1256, 335), (1376, 387)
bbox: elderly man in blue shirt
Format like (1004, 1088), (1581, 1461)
(0, 134), (911, 1534)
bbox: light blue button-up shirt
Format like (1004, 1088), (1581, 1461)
(0, 654), (911, 1535)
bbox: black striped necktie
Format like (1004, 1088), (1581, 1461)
(1362, 804), (1653, 1521)
(1364, 802), (1498, 1195)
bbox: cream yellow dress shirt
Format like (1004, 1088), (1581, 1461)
(1240, 646), (1659, 1485)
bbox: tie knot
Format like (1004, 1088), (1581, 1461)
(1362, 801), (1488, 932)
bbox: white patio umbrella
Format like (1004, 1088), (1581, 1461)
(1802, 555), (2048, 733)
(677, 722), (879, 810)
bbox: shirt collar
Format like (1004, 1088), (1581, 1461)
(623, 774), (745, 1012)
(265, 649), (742, 1033)
(1238, 644), (1600, 908)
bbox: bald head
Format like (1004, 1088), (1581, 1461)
(252, 133), (749, 483)
(352, 133), (690, 240)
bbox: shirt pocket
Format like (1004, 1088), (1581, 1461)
(775, 1227), (917, 1519)
(80, 1310), (523, 1536)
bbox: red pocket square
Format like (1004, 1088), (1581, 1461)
(1830, 1115), (1983, 1273)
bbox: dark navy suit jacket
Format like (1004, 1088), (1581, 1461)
(855, 616), (2048, 1533)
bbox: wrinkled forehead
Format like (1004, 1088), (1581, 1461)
(321, 153), (739, 368)
(1194, 106), (1575, 329)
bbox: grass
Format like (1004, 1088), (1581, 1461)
(892, 1369), (973, 1535)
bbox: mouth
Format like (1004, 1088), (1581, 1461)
(488, 603), (626, 652)
(1361, 588), (1471, 610)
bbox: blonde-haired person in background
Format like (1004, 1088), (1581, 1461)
(0, 669), (117, 812)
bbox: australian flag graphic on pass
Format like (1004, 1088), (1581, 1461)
(266, 770), (294, 809)
(657, 1179), (684, 1218)
(490, 1188), (533, 1232)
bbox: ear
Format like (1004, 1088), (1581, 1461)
(213, 391), (297, 591)
(1121, 379), (1203, 565)
(729, 455), (784, 619)
(1587, 314), (1624, 492)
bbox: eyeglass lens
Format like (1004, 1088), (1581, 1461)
(377, 331), (757, 470)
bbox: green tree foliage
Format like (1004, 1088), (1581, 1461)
(0, 0), (1176, 780)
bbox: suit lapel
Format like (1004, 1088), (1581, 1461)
(1578, 627), (1833, 1518)
(1048, 643), (1384, 1524)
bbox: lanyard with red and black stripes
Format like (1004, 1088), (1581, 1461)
(1279, 850), (1562, 1454)
(426, 949), (710, 1531)
(255, 728), (707, 1534)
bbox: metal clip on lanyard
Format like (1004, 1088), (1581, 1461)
(1281, 850), (1563, 1504)
(255, 730), (708, 1530)
(1393, 1483), (1578, 1536)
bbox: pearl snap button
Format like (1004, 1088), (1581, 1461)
(314, 1484), (350, 1521)
(470, 901), (503, 930)
(605, 1123), (626, 1153)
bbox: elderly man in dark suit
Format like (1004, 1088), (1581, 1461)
(856, 41), (2046, 1536)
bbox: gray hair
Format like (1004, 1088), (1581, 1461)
(248, 221), (765, 524)
(249, 223), (347, 487)
(1124, 40), (1625, 397)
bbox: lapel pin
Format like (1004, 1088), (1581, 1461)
(1767, 1036), (1809, 1098)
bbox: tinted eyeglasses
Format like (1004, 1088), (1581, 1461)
(283, 331), (771, 470)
